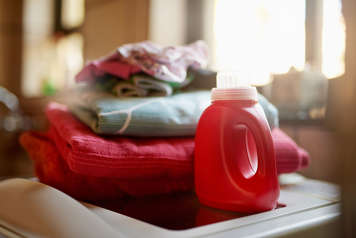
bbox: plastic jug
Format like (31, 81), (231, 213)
(195, 72), (280, 213)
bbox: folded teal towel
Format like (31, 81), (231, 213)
(70, 90), (278, 137)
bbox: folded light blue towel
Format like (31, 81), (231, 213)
(70, 90), (278, 137)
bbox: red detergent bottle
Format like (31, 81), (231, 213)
(195, 72), (280, 213)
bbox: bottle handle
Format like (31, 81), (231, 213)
(221, 107), (278, 192)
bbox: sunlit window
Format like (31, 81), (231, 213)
(322, 0), (345, 78)
(22, 0), (84, 96)
(212, 0), (345, 85)
(61, 0), (85, 29)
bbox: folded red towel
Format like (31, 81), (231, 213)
(20, 132), (193, 200)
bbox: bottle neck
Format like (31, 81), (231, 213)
(212, 99), (257, 107)
(211, 87), (258, 102)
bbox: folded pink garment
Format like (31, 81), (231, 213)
(75, 52), (141, 83)
(46, 102), (195, 180)
(76, 41), (208, 84)
(272, 128), (310, 174)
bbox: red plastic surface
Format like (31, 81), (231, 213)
(195, 100), (280, 213)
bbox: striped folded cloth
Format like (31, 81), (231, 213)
(69, 90), (279, 137)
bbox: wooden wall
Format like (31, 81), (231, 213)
(83, 0), (150, 61)
(0, 0), (23, 96)
(339, 0), (356, 235)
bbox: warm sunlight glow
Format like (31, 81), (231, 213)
(213, 0), (305, 85)
(322, 0), (345, 78)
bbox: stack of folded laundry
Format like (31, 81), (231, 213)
(20, 41), (310, 202)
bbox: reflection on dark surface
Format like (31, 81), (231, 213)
(94, 192), (283, 230)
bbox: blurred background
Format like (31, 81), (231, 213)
(1, 0), (356, 235)
(0, 0), (346, 182)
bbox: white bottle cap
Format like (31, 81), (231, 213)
(211, 72), (258, 101)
